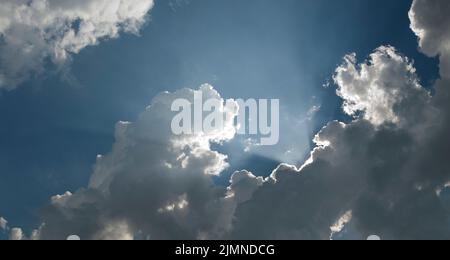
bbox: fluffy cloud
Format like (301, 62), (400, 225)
(9, 228), (24, 240)
(334, 46), (431, 126)
(0, 0), (154, 90)
(35, 85), (245, 240)
(228, 0), (450, 240)
(227, 171), (264, 204)
(231, 39), (450, 239)
(409, 0), (450, 79)
(13, 0), (450, 240)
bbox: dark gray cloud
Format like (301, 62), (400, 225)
(9, 228), (24, 241)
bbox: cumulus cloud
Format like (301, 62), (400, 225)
(14, 0), (450, 240)
(9, 228), (24, 240)
(35, 85), (245, 240)
(230, 46), (450, 239)
(409, 0), (450, 79)
(334, 46), (431, 126)
(0, 0), (154, 90)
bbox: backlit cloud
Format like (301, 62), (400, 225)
(36, 85), (243, 240)
(10, 0), (450, 240)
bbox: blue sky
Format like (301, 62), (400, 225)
(0, 0), (442, 239)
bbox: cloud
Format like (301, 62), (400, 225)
(409, 0), (450, 79)
(35, 85), (244, 240)
(228, 0), (450, 240)
(227, 171), (264, 204)
(230, 42), (450, 239)
(9, 228), (24, 240)
(0, 217), (41, 240)
(334, 46), (430, 126)
(0, 0), (154, 90)
(0, 217), (7, 230)
(14, 0), (450, 240)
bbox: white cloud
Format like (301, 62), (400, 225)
(37, 85), (242, 240)
(0, 217), (7, 230)
(330, 210), (352, 236)
(9, 228), (24, 240)
(12, 0), (450, 240)
(409, 0), (450, 79)
(226, 170), (264, 204)
(0, 0), (154, 90)
(334, 46), (430, 127)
